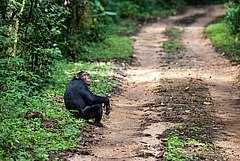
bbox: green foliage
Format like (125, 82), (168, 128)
(224, 1), (240, 35)
(0, 0), (68, 80)
(205, 20), (240, 62)
(107, 0), (187, 19)
(0, 0), (115, 67)
(60, 0), (114, 59)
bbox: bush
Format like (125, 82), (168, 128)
(224, 1), (240, 36)
(205, 20), (240, 62)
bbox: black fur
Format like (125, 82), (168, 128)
(64, 72), (110, 127)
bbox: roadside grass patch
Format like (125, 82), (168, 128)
(205, 20), (240, 62)
(82, 35), (133, 60)
(0, 61), (116, 160)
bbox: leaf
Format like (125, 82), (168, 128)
(104, 11), (117, 16)
(203, 102), (212, 105)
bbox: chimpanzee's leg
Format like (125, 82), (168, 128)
(82, 104), (103, 127)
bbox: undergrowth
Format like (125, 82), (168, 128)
(0, 61), (116, 160)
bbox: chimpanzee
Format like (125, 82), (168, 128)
(64, 71), (110, 127)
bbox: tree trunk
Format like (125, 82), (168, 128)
(6, 0), (26, 57)
(71, 0), (92, 34)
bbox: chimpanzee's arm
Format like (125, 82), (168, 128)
(92, 95), (109, 105)
(80, 86), (109, 106)
(92, 95), (111, 115)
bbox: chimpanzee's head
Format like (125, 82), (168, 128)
(74, 71), (92, 85)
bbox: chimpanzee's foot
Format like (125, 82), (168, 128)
(94, 122), (103, 127)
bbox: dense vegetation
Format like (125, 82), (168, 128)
(1, 0), (238, 160)
(205, 20), (240, 62)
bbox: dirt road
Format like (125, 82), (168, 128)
(70, 5), (240, 161)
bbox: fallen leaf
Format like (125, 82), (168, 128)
(203, 102), (212, 105)
(161, 102), (166, 106)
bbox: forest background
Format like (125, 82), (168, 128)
(0, 0), (239, 160)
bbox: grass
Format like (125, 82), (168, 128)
(165, 27), (183, 37)
(205, 20), (240, 62)
(162, 40), (182, 54)
(86, 35), (133, 59)
(162, 27), (183, 55)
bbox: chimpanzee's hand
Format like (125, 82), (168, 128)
(105, 105), (110, 115)
(103, 98), (110, 115)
